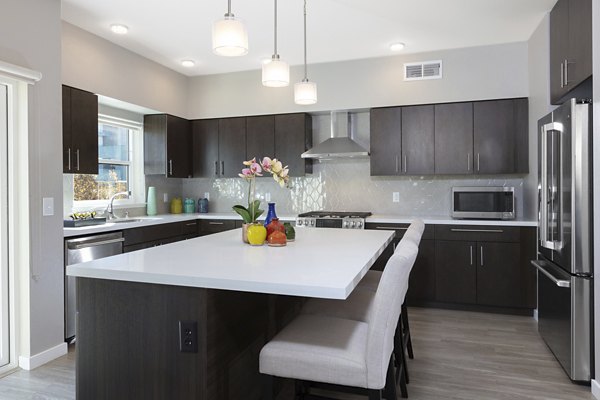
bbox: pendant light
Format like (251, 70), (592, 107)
(262, 0), (289, 87)
(212, 0), (248, 57)
(294, 0), (317, 104)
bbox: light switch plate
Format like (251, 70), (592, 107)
(42, 197), (54, 216)
(392, 192), (400, 203)
(265, 192), (271, 202)
(163, 193), (169, 203)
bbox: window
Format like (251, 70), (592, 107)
(72, 115), (144, 207)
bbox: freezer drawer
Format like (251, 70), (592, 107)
(532, 259), (591, 382)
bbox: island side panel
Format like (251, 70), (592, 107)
(76, 278), (209, 400)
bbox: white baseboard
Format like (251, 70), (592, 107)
(18, 342), (67, 370)
(591, 379), (600, 399)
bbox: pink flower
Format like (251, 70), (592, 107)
(250, 162), (263, 176)
(261, 157), (272, 171)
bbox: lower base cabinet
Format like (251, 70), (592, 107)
(123, 220), (198, 252)
(367, 223), (536, 314)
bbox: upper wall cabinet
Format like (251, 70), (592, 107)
(274, 113), (312, 176)
(246, 115), (275, 162)
(144, 114), (191, 178)
(550, 0), (592, 104)
(191, 117), (246, 178)
(370, 98), (529, 176)
(62, 85), (98, 174)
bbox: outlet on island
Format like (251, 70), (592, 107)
(178, 320), (198, 353)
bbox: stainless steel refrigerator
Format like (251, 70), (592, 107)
(531, 98), (593, 382)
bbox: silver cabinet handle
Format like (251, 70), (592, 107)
(221, 161), (225, 176)
(395, 155), (399, 173)
(477, 153), (480, 172)
(560, 61), (564, 88)
(480, 245), (484, 266)
(67, 148), (72, 171)
(563, 59), (570, 86)
(374, 226), (408, 230)
(76, 149), (80, 171)
(209, 221), (224, 225)
(185, 222), (197, 226)
(531, 260), (570, 288)
(467, 153), (470, 171)
(403, 154), (407, 173)
(215, 161), (219, 176)
(169, 159), (173, 176)
(470, 245), (473, 266)
(450, 228), (503, 233)
(69, 237), (125, 250)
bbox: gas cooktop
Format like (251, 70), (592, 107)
(296, 211), (372, 229)
(297, 211), (372, 219)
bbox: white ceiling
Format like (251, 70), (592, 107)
(61, 0), (557, 77)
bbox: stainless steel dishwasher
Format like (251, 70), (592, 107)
(65, 231), (124, 341)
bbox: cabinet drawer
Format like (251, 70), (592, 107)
(181, 220), (198, 235)
(124, 222), (186, 246)
(199, 219), (238, 235)
(365, 223), (434, 240)
(434, 225), (520, 243)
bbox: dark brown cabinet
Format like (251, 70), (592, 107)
(198, 219), (242, 236)
(402, 105), (435, 175)
(62, 85), (98, 174)
(144, 114), (191, 178)
(191, 117), (246, 178)
(123, 220), (198, 252)
(274, 113), (312, 175)
(435, 240), (477, 304)
(434, 102), (473, 174)
(473, 98), (529, 174)
(370, 107), (401, 176)
(550, 0), (592, 104)
(246, 115), (275, 161)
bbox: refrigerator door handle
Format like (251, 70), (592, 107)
(531, 260), (571, 288)
(540, 122), (564, 251)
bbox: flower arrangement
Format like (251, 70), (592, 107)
(232, 157), (290, 224)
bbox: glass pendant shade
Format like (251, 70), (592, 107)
(294, 80), (317, 105)
(262, 58), (290, 87)
(212, 16), (248, 57)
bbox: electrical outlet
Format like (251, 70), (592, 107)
(392, 192), (400, 203)
(204, 192), (210, 201)
(163, 193), (169, 203)
(178, 321), (198, 353)
(42, 197), (54, 216)
(265, 192), (271, 202)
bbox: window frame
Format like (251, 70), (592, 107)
(72, 114), (145, 210)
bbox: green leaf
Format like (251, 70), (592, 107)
(232, 205), (252, 223)
(247, 200), (264, 222)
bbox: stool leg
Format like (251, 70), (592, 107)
(368, 389), (383, 400)
(262, 374), (274, 400)
(384, 356), (399, 400)
(402, 303), (414, 359)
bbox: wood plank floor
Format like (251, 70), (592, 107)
(0, 307), (593, 400)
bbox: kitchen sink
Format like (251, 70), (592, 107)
(110, 218), (143, 224)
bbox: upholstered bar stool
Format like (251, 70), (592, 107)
(259, 243), (418, 400)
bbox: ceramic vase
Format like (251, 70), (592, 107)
(247, 223), (267, 246)
(264, 203), (277, 227)
(242, 223), (250, 243)
(146, 186), (157, 216)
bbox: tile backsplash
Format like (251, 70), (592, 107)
(182, 159), (526, 218)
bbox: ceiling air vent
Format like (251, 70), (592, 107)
(404, 60), (442, 81)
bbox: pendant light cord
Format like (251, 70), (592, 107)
(274, 0), (278, 56)
(303, 0), (308, 81)
(226, 0), (232, 17)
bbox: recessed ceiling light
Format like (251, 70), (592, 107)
(110, 24), (129, 35)
(181, 60), (196, 68)
(390, 42), (405, 51)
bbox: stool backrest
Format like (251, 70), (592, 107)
(365, 240), (418, 389)
(399, 219), (425, 248)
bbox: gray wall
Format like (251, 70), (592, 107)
(0, 0), (63, 355)
(187, 42), (529, 119)
(62, 22), (189, 118)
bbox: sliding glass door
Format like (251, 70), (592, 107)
(0, 84), (8, 367)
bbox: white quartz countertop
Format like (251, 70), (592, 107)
(66, 228), (394, 299)
(63, 213), (296, 237)
(367, 214), (537, 227)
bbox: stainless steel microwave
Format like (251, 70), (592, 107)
(451, 187), (515, 220)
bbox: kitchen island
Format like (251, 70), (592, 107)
(67, 228), (394, 400)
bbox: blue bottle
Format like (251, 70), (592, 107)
(264, 203), (277, 227)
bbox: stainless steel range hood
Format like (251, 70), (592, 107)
(301, 111), (369, 159)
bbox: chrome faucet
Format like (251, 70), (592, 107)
(105, 191), (131, 220)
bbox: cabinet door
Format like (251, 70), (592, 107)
(246, 115), (274, 161)
(218, 117), (247, 178)
(274, 113), (311, 176)
(166, 115), (191, 178)
(473, 99), (515, 174)
(476, 242), (522, 308)
(434, 103), (473, 174)
(406, 239), (436, 304)
(69, 87), (98, 175)
(401, 105), (434, 175)
(435, 240), (476, 304)
(566, 0), (592, 89)
(370, 107), (401, 176)
(62, 86), (72, 173)
(550, 0), (569, 103)
(192, 119), (219, 178)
